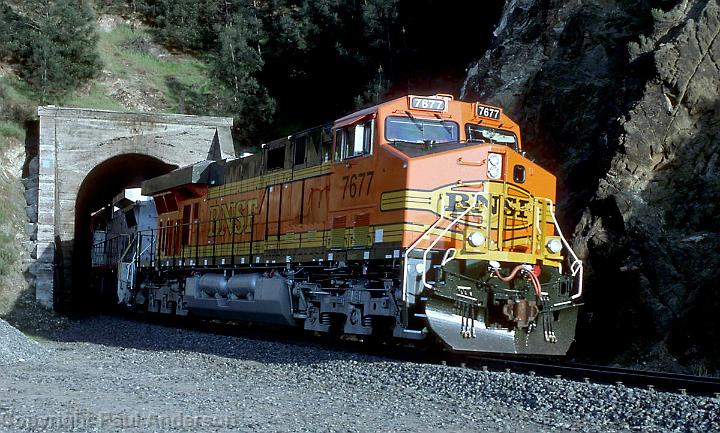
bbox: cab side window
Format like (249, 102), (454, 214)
(266, 146), (285, 170)
(335, 119), (374, 160)
(293, 135), (306, 166)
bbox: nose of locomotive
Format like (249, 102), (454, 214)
(423, 292), (577, 355)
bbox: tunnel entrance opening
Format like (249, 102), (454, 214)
(65, 154), (177, 312)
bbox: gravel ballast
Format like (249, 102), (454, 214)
(0, 316), (717, 432)
(0, 317), (44, 365)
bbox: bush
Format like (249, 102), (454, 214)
(1, 0), (102, 102)
(0, 121), (24, 140)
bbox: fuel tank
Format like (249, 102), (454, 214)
(185, 273), (295, 326)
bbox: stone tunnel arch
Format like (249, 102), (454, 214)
(69, 154), (178, 310)
(33, 107), (234, 310)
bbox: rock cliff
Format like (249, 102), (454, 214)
(462, 0), (720, 370)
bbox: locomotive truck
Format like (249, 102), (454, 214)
(90, 94), (583, 355)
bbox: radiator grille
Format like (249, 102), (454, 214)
(331, 216), (347, 248)
(352, 213), (370, 247)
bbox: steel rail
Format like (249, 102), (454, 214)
(463, 356), (720, 397)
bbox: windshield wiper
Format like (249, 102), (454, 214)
(404, 110), (425, 136)
(433, 113), (455, 140)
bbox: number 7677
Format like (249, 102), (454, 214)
(342, 171), (374, 199)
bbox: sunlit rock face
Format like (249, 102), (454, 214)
(462, 0), (720, 368)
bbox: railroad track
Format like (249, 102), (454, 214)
(461, 356), (720, 397)
(95, 309), (720, 397)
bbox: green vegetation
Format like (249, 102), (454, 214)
(0, 76), (31, 151)
(97, 0), (407, 143)
(0, 119), (24, 137)
(64, 82), (126, 111)
(0, 0), (102, 152)
(1, 0), (500, 146)
(0, 120), (24, 138)
(65, 23), (214, 113)
(0, 162), (25, 314)
(1, 0), (101, 102)
(0, 74), (36, 105)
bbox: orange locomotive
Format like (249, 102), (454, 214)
(95, 94), (583, 355)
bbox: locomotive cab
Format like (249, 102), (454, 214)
(368, 95), (582, 354)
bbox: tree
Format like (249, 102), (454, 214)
(210, 7), (276, 146)
(0, 4), (24, 60)
(134, 0), (221, 50)
(19, 0), (101, 101)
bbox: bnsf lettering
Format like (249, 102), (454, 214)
(208, 198), (259, 237)
(444, 193), (490, 214)
(444, 193), (530, 220)
(504, 197), (530, 219)
(490, 195), (500, 215)
(445, 193), (470, 212)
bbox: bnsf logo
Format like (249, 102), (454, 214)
(444, 192), (531, 220)
(208, 198), (260, 237)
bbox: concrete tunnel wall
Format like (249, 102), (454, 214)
(34, 106), (235, 309)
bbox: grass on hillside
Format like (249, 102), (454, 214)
(0, 23), (218, 115)
(0, 121), (24, 140)
(0, 73), (35, 105)
(0, 74), (32, 150)
(0, 233), (14, 278)
(64, 23), (216, 113)
(0, 17), (223, 161)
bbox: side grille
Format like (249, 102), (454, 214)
(331, 216), (347, 248)
(352, 213), (370, 247)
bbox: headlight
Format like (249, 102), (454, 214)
(547, 238), (562, 254)
(487, 153), (502, 179)
(467, 231), (486, 247)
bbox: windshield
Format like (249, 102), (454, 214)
(385, 116), (459, 144)
(466, 124), (518, 150)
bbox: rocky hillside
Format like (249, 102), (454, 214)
(462, 0), (720, 371)
(0, 134), (26, 315)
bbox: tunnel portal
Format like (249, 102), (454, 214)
(71, 154), (177, 310)
(33, 107), (234, 310)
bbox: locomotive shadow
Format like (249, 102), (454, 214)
(35, 312), (422, 366)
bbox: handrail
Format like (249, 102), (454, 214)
(91, 233), (130, 249)
(456, 157), (485, 167)
(118, 232), (137, 264)
(421, 193), (481, 289)
(116, 232), (139, 304)
(402, 195), (446, 303)
(543, 198), (583, 305)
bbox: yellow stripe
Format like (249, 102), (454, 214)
(208, 162), (332, 199)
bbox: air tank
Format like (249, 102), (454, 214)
(198, 274), (229, 297)
(227, 273), (260, 299)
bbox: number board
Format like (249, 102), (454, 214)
(476, 104), (502, 120)
(409, 96), (446, 112)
